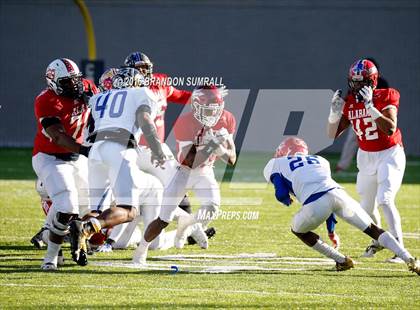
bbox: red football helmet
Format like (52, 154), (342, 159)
(192, 85), (225, 127)
(348, 59), (379, 94)
(275, 137), (309, 158)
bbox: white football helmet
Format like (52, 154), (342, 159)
(192, 85), (225, 128)
(45, 58), (83, 98)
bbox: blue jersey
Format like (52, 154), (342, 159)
(263, 155), (340, 205)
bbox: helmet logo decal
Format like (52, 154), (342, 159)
(61, 58), (75, 74)
(46, 68), (55, 80)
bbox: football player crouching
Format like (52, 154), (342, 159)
(263, 137), (419, 275)
(133, 84), (237, 265)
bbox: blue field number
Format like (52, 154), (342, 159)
(288, 155), (320, 171)
(95, 90), (127, 118)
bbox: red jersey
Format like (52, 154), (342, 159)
(139, 73), (191, 146)
(342, 88), (403, 152)
(174, 110), (236, 167)
(33, 79), (98, 155)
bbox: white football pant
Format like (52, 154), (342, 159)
(356, 144), (405, 245)
(292, 188), (372, 233)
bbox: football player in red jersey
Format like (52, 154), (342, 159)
(32, 58), (98, 270)
(133, 85), (237, 265)
(327, 59), (406, 263)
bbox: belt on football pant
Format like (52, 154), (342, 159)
(87, 128), (137, 149)
(48, 152), (79, 161)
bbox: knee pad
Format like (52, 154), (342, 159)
(49, 212), (78, 236)
(52, 190), (79, 214)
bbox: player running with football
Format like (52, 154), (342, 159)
(69, 67), (168, 266)
(327, 59), (406, 263)
(32, 58), (98, 270)
(133, 84), (236, 265)
(264, 137), (419, 274)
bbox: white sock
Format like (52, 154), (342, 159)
(312, 239), (346, 263)
(133, 238), (150, 264)
(379, 203), (404, 247)
(378, 231), (412, 263)
(44, 240), (61, 265)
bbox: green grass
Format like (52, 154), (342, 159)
(0, 149), (419, 309)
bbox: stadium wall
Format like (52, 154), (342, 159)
(0, 0), (419, 155)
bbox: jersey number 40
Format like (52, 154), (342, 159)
(95, 90), (127, 119)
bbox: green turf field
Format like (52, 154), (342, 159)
(0, 149), (419, 309)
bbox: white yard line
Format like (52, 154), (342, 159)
(404, 232), (420, 239)
(91, 260), (409, 274)
(153, 253), (277, 259)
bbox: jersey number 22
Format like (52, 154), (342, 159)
(288, 155), (320, 171)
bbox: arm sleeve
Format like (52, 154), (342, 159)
(270, 173), (292, 206)
(167, 87), (192, 104)
(326, 213), (338, 234)
(227, 112), (237, 135)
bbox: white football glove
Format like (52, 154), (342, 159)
(328, 89), (345, 123)
(203, 128), (229, 145)
(219, 85), (229, 98)
(358, 86), (373, 109)
(215, 128), (230, 142)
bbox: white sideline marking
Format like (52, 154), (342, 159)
(93, 261), (310, 272)
(153, 253), (277, 259)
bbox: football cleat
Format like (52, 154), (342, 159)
(97, 243), (113, 253)
(30, 227), (48, 249)
(41, 262), (57, 271)
(361, 241), (384, 258)
(69, 220), (90, 266)
(336, 256), (354, 272)
(57, 249), (65, 266)
(385, 255), (405, 264)
(189, 223), (209, 249)
(188, 227), (216, 245)
(407, 258), (420, 275)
